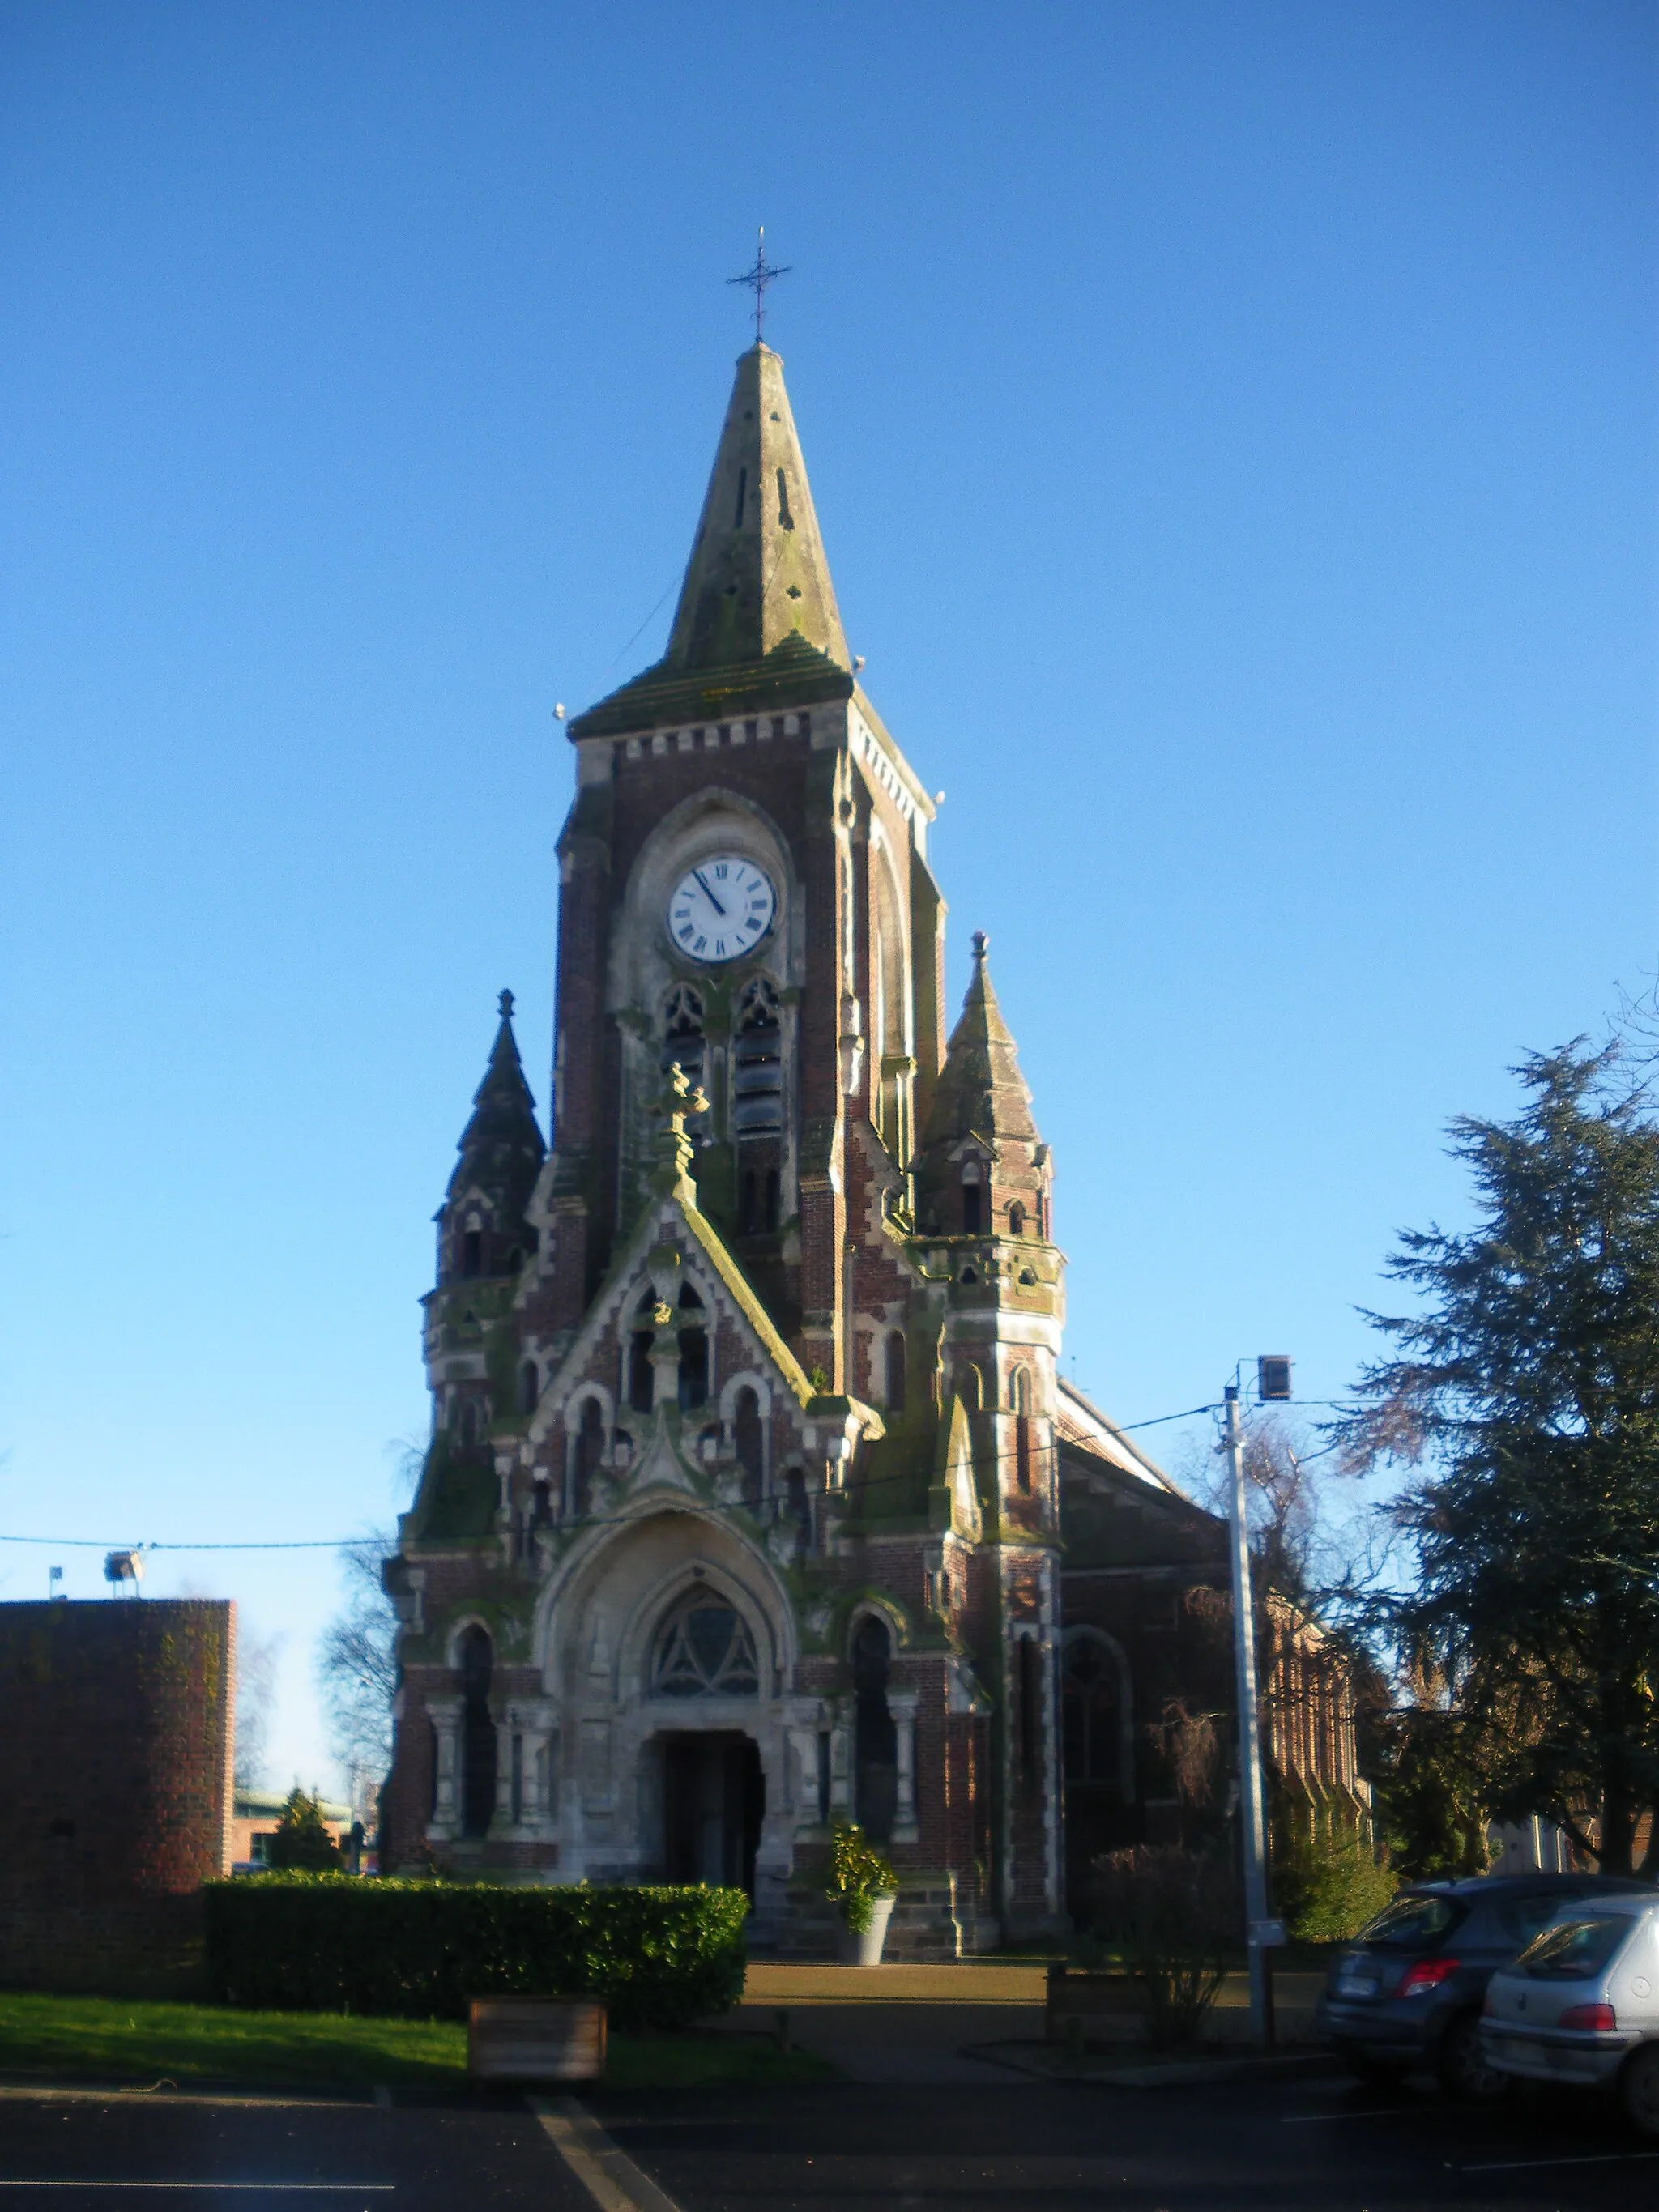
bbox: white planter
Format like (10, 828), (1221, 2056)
(838, 1892), (897, 1966)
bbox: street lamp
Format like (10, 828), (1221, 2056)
(1225, 1364), (1290, 2048)
(103, 1549), (145, 1597)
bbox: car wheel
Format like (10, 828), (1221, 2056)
(1337, 2044), (1410, 2086)
(1622, 2045), (1659, 2140)
(1435, 2012), (1505, 2102)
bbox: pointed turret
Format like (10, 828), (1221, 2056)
(437, 990), (546, 1283)
(915, 935), (1051, 1242)
(570, 346), (855, 738)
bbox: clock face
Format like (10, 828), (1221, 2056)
(667, 856), (777, 964)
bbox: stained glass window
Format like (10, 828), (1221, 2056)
(650, 1593), (761, 1698)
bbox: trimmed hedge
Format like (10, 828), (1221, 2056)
(203, 1877), (748, 2032)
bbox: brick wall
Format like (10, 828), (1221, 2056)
(0, 1599), (235, 1996)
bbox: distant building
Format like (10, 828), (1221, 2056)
(0, 1600), (234, 1994)
(377, 339), (1365, 1948)
(229, 1789), (352, 1873)
(1059, 1413), (1371, 1913)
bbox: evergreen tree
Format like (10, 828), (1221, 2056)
(1343, 1042), (1659, 1874)
(266, 1786), (343, 1872)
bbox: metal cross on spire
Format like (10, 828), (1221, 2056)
(727, 226), (791, 343)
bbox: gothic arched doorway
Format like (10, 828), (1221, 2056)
(659, 1733), (765, 1894)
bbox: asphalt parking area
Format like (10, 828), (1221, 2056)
(590, 2066), (1659, 2210)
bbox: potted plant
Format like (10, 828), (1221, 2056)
(825, 1822), (898, 1965)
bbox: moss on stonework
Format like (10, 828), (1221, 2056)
(484, 1319), (525, 1426)
(410, 1430), (498, 1541)
(825, 1586), (912, 1656)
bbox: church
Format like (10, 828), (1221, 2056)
(379, 338), (1366, 1948)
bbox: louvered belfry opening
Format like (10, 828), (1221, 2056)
(734, 978), (783, 1235)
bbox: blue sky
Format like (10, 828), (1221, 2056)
(2, 1), (1654, 1792)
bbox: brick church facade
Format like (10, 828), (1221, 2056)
(379, 340), (1365, 1947)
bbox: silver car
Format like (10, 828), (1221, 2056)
(1481, 1894), (1659, 2137)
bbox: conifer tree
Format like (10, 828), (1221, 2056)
(1343, 1042), (1659, 1875)
(266, 1786), (343, 1873)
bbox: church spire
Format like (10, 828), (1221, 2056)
(569, 345), (854, 739)
(663, 344), (849, 674)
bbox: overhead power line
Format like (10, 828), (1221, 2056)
(0, 1392), (1344, 1555)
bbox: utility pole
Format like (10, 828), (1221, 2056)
(1225, 1379), (1277, 2047)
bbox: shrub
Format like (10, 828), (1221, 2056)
(203, 1877), (748, 2032)
(1090, 1845), (1239, 2046)
(823, 1823), (898, 1934)
(264, 1789), (342, 1873)
(1274, 1818), (1397, 1943)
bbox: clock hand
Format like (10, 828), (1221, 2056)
(693, 869), (727, 918)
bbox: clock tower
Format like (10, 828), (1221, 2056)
(383, 339), (1070, 1946)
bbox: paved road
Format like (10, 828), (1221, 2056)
(2, 2068), (1657, 2210)
(0, 2088), (591, 2211)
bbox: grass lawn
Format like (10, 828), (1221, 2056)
(0, 1994), (834, 2093)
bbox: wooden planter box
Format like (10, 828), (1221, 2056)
(1045, 1966), (1149, 2046)
(467, 1997), (608, 2082)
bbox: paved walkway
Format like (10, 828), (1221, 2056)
(711, 1962), (1047, 2083)
(710, 1961), (1327, 2084)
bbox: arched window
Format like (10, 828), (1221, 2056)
(734, 1385), (764, 1510)
(462, 1228), (483, 1278)
(1062, 1631), (1126, 1790)
(525, 1474), (552, 1560)
(1008, 1200), (1026, 1238)
(570, 1397), (604, 1519)
(629, 1294), (656, 1414)
(851, 1614), (898, 1843)
(1013, 1366), (1034, 1493)
(884, 1329), (906, 1414)
(458, 1625), (497, 1837)
(784, 1464), (809, 1558)
(957, 1362), (984, 1413)
(650, 1591), (760, 1698)
(458, 1399), (480, 1448)
(518, 1360), (539, 1416)
(961, 1158), (983, 1236)
(677, 1284), (708, 1409)
(733, 979), (783, 1136)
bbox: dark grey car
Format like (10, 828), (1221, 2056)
(1316, 1873), (1654, 2098)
